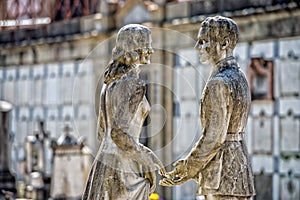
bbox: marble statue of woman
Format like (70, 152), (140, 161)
(82, 24), (166, 200)
(160, 16), (256, 200)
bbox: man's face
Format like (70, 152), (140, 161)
(195, 28), (212, 64)
(195, 27), (225, 65)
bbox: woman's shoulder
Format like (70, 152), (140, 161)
(107, 76), (146, 98)
(123, 75), (145, 86)
(112, 75), (145, 89)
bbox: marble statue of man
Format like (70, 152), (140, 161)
(160, 16), (256, 200)
(82, 24), (166, 200)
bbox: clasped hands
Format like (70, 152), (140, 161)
(159, 159), (190, 187)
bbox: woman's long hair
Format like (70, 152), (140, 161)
(103, 60), (134, 84)
(103, 24), (151, 85)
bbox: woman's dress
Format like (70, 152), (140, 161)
(82, 72), (152, 200)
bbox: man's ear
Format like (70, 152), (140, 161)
(221, 38), (230, 50)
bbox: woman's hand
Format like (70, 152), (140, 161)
(159, 159), (190, 186)
(152, 155), (167, 177)
(144, 169), (156, 194)
(140, 144), (166, 174)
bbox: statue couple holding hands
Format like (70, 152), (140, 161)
(82, 16), (255, 200)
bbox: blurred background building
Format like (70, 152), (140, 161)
(0, 0), (299, 199)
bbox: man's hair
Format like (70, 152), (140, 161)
(201, 16), (239, 50)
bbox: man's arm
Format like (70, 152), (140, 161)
(186, 79), (233, 175)
(161, 79), (233, 186)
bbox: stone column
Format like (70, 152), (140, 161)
(0, 100), (16, 197)
(0, 101), (13, 171)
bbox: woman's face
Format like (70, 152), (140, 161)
(138, 35), (154, 65)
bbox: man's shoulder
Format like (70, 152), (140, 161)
(206, 78), (230, 93)
(214, 66), (245, 83)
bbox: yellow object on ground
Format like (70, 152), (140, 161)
(149, 193), (160, 200)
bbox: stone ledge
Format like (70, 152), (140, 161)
(0, 15), (115, 47)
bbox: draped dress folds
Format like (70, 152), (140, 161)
(82, 72), (152, 200)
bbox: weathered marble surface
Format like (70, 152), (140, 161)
(160, 16), (255, 199)
(82, 24), (165, 200)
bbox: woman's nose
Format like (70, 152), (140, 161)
(194, 41), (202, 50)
(194, 42), (199, 50)
(148, 47), (154, 54)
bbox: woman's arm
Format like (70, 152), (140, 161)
(97, 85), (107, 142)
(109, 78), (165, 173)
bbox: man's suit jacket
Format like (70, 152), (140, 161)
(185, 56), (256, 196)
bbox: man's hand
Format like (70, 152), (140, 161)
(159, 159), (190, 186)
(159, 175), (189, 186)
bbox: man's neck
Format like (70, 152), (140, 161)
(215, 56), (237, 69)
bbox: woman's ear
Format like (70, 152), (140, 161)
(124, 51), (139, 65)
(129, 50), (139, 63)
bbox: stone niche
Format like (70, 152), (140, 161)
(251, 101), (274, 154)
(277, 60), (300, 98)
(254, 173), (273, 200)
(247, 57), (274, 100)
(279, 98), (300, 154)
(280, 173), (300, 200)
